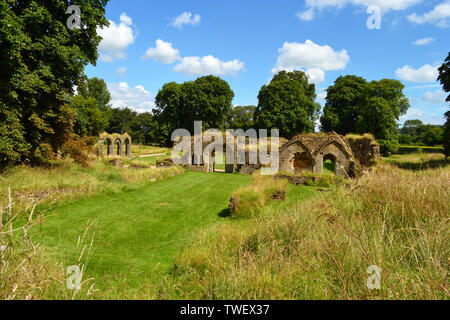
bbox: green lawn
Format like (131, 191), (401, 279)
(35, 171), (318, 292)
(36, 172), (251, 288)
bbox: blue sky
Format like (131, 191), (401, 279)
(85, 0), (450, 126)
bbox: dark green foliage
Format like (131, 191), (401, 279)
(443, 111), (450, 158)
(320, 76), (409, 154)
(106, 107), (155, 145)
(438, 52), (450, 103)
(254, 71), (320, 139)
(72, 77), (112, 138)
(154, 76), (234, 145)
(0, 0), (109, 165)
(437, 53), (450, 157)
(320, 75), (367, 134)
(228, 105), (255, 130)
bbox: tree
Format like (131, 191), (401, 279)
(356, 79), (409, 154)
(72, 77), (112, 137)
(0, 0), (109, 166)
(254, 70), (320, 139)
(399, 120), (443, 146)
(401, 119), (424, 136)
(320, 75), (368, 134)
(154, 76), (234, 145)
(438, 52), (450, 157)
(228, 106), (256, 130)
(438, 52), (450, 103)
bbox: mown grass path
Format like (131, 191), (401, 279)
(36, 172), (252, 287)
(36, 171), (317, 289)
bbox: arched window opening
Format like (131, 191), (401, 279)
(290, 152), (313, 175)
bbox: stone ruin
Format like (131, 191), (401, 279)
(96, 133), (132, 158)
(183, 133), (379, 178)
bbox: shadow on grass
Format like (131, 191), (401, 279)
(218, 208), (230, 218)
(386, 158), (450, 171)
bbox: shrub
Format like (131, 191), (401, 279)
(230, 173), (288, 218)
(61, 134), (93, 167)
(32, 143), (55, 165)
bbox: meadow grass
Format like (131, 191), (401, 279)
(131, 145), (170, 157)
(1, 153), (448, 299)
(33, 172), (253, 295)
(0, 159), (184, 210)
(155, 162), (449, 300)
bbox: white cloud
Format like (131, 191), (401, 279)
(297, 8), (315, 21)
(170, 12), (201, 28)
(117, 67), (127, 75)
(107, 82), (155, 113)
(400, 107), (424, 121)
(304, 0), (422, 12)
(395, 64), (439, 83)
(143, 39), (181, 64)
(174, 55), (244, 76)
(97, 13), (136, 62)
(421, 90), (447, 104)
(412, 37), (435, 46)
(408, 1), (450, 27)
(271, 40), (349, 84)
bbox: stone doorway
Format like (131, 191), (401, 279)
(290, 152), (313, 175)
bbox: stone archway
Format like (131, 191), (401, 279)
(96, 133), (132, 158)
(290, 152), (313, 174)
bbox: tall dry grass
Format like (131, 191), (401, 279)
(164, 164), (449, 299)
(0, 189), (97, 300)
(0, 159), (184, 210)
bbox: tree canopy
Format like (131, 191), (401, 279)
(72, 77), (112, 137)
(438, 52), (450, 157)
(228, 105), (256, 131)
(319, 76), (409, 154)
(0, 0), (109, 166)
(154, 75), (234, 145)
(320, 75), (367, 134)
(254, 70), (320, 139)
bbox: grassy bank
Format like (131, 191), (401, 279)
(156, 163), (449, 299)
(0, 159), (184, 210)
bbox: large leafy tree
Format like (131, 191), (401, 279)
(438, 52), (450, 157)
(154, 76), (234, 145)
(0, 0), (109, 166)
(72, 77), (111, 137)
(228, 105), (256, 131)
(320, 75), (367, 134)
(356, 79), (409, 154)
(254, 70), (320, 139)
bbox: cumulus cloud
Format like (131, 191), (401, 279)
(170, 12), (201, 28)
(297, 8), (315, 21)
(395, 64), (439, 83)
(271, 40), (349, 84)
(412, 37), (435, 46)
(117, 67), (127, 75)
(421, 90), (447, 104)
(174, 55), (244, 76)
(143, 39), (181, 64)
(408, 1), (450, 27)
(98, 13), (136, 62)
(107, 82), (155, 113)
(302, 0), (422, 17)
